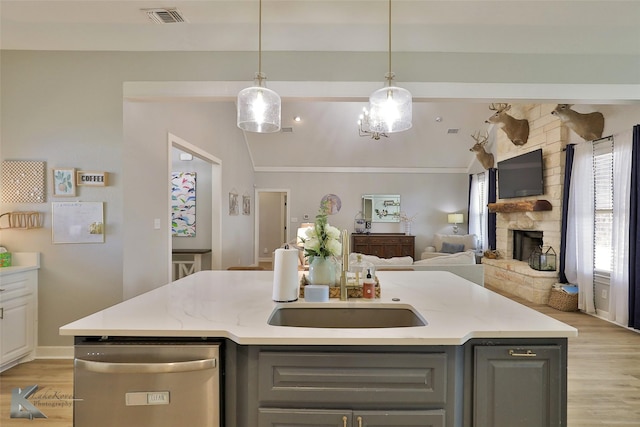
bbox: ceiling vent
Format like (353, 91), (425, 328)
(144, 8), (187, 24)
(447, 128), (460, 134)
(280, 127), (294, 133)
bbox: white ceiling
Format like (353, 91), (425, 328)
(2, 0), (639, 170)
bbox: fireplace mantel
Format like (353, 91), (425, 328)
(488, 199), (552, 213)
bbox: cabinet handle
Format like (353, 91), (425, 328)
(357, 416), (363, 427)
(0, 288), (5, 292)
(509, 349), (537, 357)
(0, 307), (3, 320)
(342, 416), (347, 427)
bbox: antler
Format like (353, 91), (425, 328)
(471, 131), (489, 145)
(489, 103), (509, 112)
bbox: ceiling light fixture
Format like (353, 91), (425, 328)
(237, 0), (281, 133)
(357, 107), (388, 140)
(368, 0), (412, 134)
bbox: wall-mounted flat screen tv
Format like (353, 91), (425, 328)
(497, 148), (544, 199)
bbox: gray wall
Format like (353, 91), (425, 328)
(255, 172), (470, 256)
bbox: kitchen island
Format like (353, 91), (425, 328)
(60, 270), (577, 427)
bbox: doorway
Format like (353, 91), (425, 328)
(168, 133), (222, 279)
(255, 189), (290, 265)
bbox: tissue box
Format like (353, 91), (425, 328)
(0, 252), (12, 267)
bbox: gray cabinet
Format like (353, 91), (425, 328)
(233, 347), (452, 427)
(473, 345), (563, 427)
(258, 408), (445, 427)
(225, 340), (567, 427)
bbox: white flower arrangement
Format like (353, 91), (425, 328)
(399, 211), (418, 223)
(302, 206), (342, 261)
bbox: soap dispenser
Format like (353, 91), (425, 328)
(363, 268), (375, 299)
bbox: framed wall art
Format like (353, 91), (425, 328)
(171, 171), (196, 237)
(52, 168), (76, 197)
(229, 192), (239, 216)
(242, 194), (251, 215)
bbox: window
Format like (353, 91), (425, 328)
(593, 139), (614, 275)
(469, 172), (488, 250)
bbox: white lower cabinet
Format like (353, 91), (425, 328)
(0, 268), (38, 372)
(258, 408), (445, 427)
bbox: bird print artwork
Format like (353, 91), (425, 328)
(171, 172), (196, 236)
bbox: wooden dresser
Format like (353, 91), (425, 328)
(351, 233), (415, 259)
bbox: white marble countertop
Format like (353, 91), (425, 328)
(59, 270), (577, 345)
(0, 252), (40, 276)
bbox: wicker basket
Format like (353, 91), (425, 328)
(547, 288), (578, 312)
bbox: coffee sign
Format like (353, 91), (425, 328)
(76, 171), (108, 187)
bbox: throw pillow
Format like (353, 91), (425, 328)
(441, 242), (465, 254)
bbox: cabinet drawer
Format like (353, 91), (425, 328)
(369, 237), (400, 244)
(258, 351), (447, 406)
(352, 236), (370, 244)
(0, 273), (34, 301)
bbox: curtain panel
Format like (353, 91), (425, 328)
(565, 142), (596, 314)
(629, 125), (640, 329)
(559, 144), (575, 284)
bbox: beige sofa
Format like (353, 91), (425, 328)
(349, 251), (484, 286)
(420, 233), (478, 260)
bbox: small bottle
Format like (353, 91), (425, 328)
(362, 269), (375, 299)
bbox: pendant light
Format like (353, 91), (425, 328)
(237, 0), (281, 133)
(368, 0), (412, 134)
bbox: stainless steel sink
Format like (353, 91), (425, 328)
(267, 305), (427, 328)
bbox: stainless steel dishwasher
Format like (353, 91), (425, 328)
(73, 337), (220, 427)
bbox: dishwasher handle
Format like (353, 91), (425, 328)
(75, 357), (216, 374)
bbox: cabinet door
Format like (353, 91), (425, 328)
(354, 410), (445, 427)
(474, 345), (562, 427)
(0, 295), (34, 364)
(258, 408), (350, 427)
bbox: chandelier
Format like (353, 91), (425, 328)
(237, 0), (281, 133)
(357, 107), (388, 140)
(368, 0), (412, 134)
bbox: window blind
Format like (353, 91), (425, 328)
(592, 138), (614, 274)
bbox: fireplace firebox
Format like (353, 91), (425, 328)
(513, 230), (543, 261)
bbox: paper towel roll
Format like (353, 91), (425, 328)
(272, 248), (300, 302)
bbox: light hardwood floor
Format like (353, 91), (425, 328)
(2, 285), (640, 426)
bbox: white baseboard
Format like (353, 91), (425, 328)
(36, 346), (74, 359)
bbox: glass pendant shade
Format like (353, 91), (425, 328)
(237, 78), (281, 133)
(368, 85), (412, 134)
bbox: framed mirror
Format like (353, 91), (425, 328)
(362, 194), (401, 223)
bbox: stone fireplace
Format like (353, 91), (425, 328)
(482, 104), (567, 304)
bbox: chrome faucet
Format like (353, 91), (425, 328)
(340, 229), (349, 301)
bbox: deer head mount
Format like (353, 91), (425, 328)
(469, 131), (494, 170)
(485, 103), (529, 146)
(551, 104), (605, 141)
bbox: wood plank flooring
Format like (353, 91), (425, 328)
(2, 284), (640, 426)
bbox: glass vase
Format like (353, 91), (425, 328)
(308, 257), (336, 286)
(403, 221), (412, 235)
